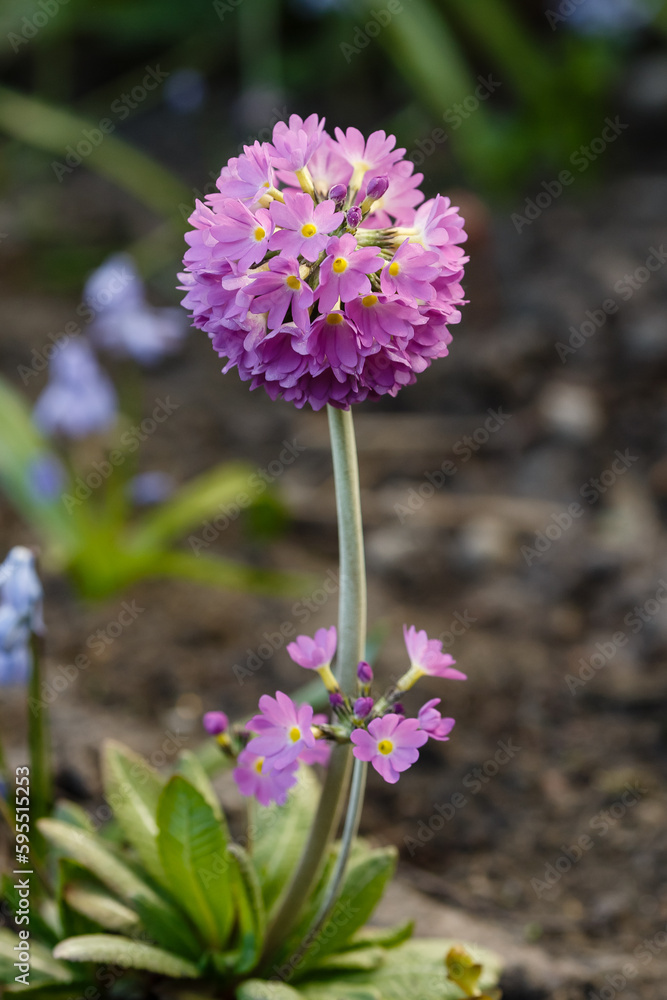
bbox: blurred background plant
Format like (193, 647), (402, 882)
(0, 250), (293, 599)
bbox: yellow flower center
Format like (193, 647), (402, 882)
(254, 226), (266, 242)
(254, 757), (264, 774)
(286, 275), (301, 290)
(326, 313), (344, 325)
(301, 223), (317, 238)
(332, 257), (348, 274)
(388, 261), (400, 276)
(377, 739), (393, 756)
(362, 294), (378, 307)
(289, 726), (301, 743)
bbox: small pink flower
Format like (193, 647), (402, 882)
(381, 240), (439, 300)
(345, 293), (422, 348)
(402, 625), (467, 684)
(334, 127), (404, 181)
(233, 747), (298, 807)
(268, 191), (344, 262)
(299, 311), (366, 379)
(214, 142), (275, 204)
(351, 714), (427, 784)
(247, 256), (314, 330)
(316, 234), (382, 314)
(268, 113), (325, 172)
(286, 626), (337, 671)
(412, 195), (467, 253)
(211, 201), (273, 270)
(248, 691), (316, 771)
(418, 698), (455, 741)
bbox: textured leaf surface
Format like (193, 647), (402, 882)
(344, 920), (414, 951)
(298, 938), (502, 1000)
(236, 979), (302, 1000)
(0, 928), (72, 985)
(157, 776), (234, 949)
(177, 749), (225, 824)
(38, 818), (200, 958)
(63, 885), (140, 934)
(102, 740), (164, 883)
(53, 934), (199, 978)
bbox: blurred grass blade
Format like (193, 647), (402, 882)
(152, 551), (310, 596)
(28, 635), (53, 833)
(372, 0), (495, 174)
(0, 86), (191, 219)
(129, 462), (259, 551)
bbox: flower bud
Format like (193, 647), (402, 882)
(329, 692), (345, 709)
(203, 710), (229, 735)
(346, 206), (362, 230)
(354, 696), (374, 718)
(328, 183), (347, 209)
(365, 175), (389, 201)
(393, 702), (405, 716)
(357, 660), (373, 684)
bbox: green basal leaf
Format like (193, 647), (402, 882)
(51, 801), (95, 832)
(278, 846), (397, 973)
(0, 928), (73, 985)
(39, 818), (157, 900)
(53, 934), (200, 979)
(235, 979), (302, 1000)
(38, 818), (201, 959)
(5, 985), (92, 1000)
(157, 776), (234, 950)
(344, 920), (414, 951)
(298, 939), (502, 1000)
(63, 885), (141, 934)
(310, 946), (385, 973)
(297, 987), (381, 1000)
(177, 749), (226, 825)
(250, 765), (321, 913)
(1, 875), (61, 946)
(129, 461), (257, 551)
(228, 844), (266, 974)
(102, 739), (165, 883)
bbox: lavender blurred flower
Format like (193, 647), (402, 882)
(128, 471), (176, 506)
(0, 547), (43, 686)
(86, 254), (188, 366)
(27, 454), (66, 502)
(33, 338), (118, 440)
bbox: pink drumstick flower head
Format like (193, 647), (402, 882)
(179, 115), (468, 411)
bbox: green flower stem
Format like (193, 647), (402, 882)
(260, 406), (367, 966)
(28, 632), (52, 858)
(284, 757), (367, 970)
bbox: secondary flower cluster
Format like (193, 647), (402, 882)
(180, 114), (467, 410)
(0, 547), (43, 685)
(33, 254), (188, 441)
(204, 624), (466, 805)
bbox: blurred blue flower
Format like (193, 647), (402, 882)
(568, 0), (655, 35)
(86, 254), (188, 366)
(164, 68), (207, 114)
(33, 338), (118, 440)
(28, 453), (66, 502)
(0, 547), (43, 686)
(128, 470), (176, 506)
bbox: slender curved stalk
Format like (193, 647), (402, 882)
(259, 406), (367, 967)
